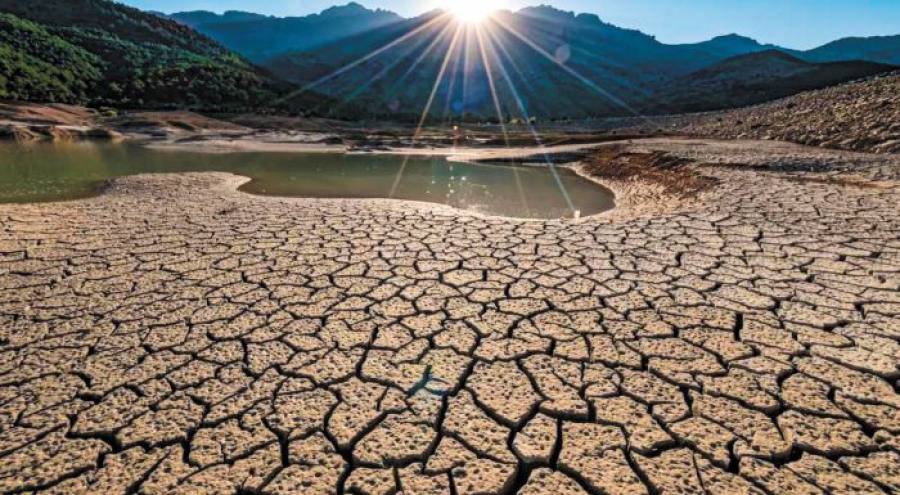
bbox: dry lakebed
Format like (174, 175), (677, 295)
(0, 137), (899, 495)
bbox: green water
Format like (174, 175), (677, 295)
(0, 141), (615, 219)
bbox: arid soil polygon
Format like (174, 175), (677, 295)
(1, 141), (899, 495)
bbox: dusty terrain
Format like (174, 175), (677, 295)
(1, 139), (899, 495)
(673, 72), (900, 154)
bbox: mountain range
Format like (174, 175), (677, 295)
(170, 4), (403, 62)
(0, 0), (897, 119)
(170, 3), (900, 119)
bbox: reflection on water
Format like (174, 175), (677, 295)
(0, 141), (615, 219)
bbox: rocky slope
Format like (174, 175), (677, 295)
(680, 72), (900, 153)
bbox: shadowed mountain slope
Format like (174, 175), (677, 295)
(648, 50), (897, 114)
(170, 3), (403, 62)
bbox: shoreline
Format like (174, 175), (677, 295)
(0, 138), (625, 222)
(4, 133), (899, 222)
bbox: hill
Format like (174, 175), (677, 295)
(680, 72), (900, 153)
(169, 10), (269, 28)
(3, 1), (898, 120)
(0, 14), (104, 104)
(648, 50), (896, 113)
(0, 0), (283, 110)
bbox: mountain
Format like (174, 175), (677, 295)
(257, 7), (751, 120)
(0, 0), (284, 109)
(170, 10), (269, 28)
(170, 3), (403, 62)
(800, 35), (900, 65)
(252, 5), (895, 120)
(678, 34), (773, 60)
(648, 50), (896, 114)
(2, 1), (897, 119)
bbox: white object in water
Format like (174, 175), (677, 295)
(574, 210), (582, 219)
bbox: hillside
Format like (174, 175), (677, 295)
(0, 14), (104, 104)
(171, 10), (269, 28)
(648, 51), (896, 114)
(2, 1), (898, 120)
(680, 72), (900, 153)
(0, 0), (283, 109)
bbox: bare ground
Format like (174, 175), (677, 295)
(1, 138), (899, 495)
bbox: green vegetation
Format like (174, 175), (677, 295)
(0, 0), (283, 110)
(0, 14), (103, 103)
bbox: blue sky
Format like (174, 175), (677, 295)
(122, 0), (900, 49)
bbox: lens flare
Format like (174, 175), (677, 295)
(442, 0), (505, 24)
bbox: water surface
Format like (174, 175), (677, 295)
(0, 142), (615, 219)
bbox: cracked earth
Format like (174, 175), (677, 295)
(1, 141), (900, 495)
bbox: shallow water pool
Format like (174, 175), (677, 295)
(0, 141), (615, 219)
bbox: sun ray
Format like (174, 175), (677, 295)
(473, 25), (536, 217)
(273, 12), (453, 106)
(474, 25), (509, 146)
(335, 22), (449, 112)
(463, 27), (474, 116)
(396, 20), (459, 85)
(382, 19), (460, 115)
(484, 23), (591, 119)
(389, 23), (465, 199)
(440, 31), (466, 119)
(492, 16), (656, 124)
(480, 24), (577, 216)
(482, 24), (529, 104)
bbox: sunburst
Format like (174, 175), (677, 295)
(273, 3), (659, 217)
(441, 0), (507, 24)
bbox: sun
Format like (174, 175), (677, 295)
(441, 0), (506, 24)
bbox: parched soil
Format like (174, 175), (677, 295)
(1, 141), (900, 495)
(581, 145), (717, 199)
